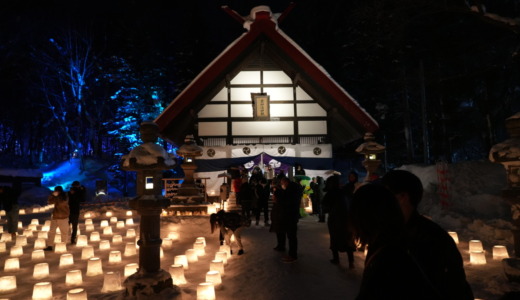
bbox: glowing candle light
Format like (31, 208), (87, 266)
(126, 229), (136, 238)
(76, 235), (88, 247)
(84, 212), (92, 218)
(109, 251), (122, 264)
(1, 232), (12, 242)
(168, 264), (187, 285)
(19, 209), (26, 215)
(15, 235), (27, 247)
(160, 247), (164, 259)
(41, 225), (50, 232)
(109, 217), (117, 224)
(0, 241), (6, 253)
(116, 221), (125, 229)
(85, 224), (94, 232)
(86, 257), (103, 276)
(162, 238), (173, 249)
(174, 255), (189, 270)
(194, 241), (205, 256)
(31, 219), (39, 225)
(0, 275), (17, 294)
(493, 245), (509, 259)
(32, 282), (52, 300)
(100, 220), (109, 228)
(0, 210), (5, 216)
(105, 211), (113, 218)
(186, 249), (198, 263)
(81, 246), (95, 260)
(448, 231), (459, 244)
(124, 263), (138, 277)
(125, 218), (134, 226)
(24, 229), (34, 237)
(112, 234), (123, 245)
(207, 205), (217, 215)
(210, 259), (225, 276)
(219, 244), (231, 259)
(206, 271), (222, 289)
(66, 270), (83, 286)
(28, 224), (38, 231)
(124, 243), (137, 257)
(66, 288), (87, 300)
(215, 251), (228, 265)
(470, 251), (487, 265)
(4, 257), (20, 272)
(101, 271), (122, 293)
(85, 219), (93, 225)
(32, 249), (45, 261)
(34, 238), (47, 250)
(168, 231), (179, 241)
(33, 263), (50, 279)
(103, 226), (113, 236)
(10, 245), (23, 257)
(126, 210), (133, 216)
(38, 231), (48, 239)
(469, 240), (484, 252)
(54, 242), (67, 253)
(60, 253), (74, 268)
(99, 240), (111, 251)
(90, 232), (101, 242)
(196, 282), (215, 300)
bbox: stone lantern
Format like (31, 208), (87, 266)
(175, 135), (205, 203)
(120, 121), (181, 299)
(355, 132), (386, 182)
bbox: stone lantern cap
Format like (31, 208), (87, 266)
(177, 135), (203, 158)
(489, 112), (520, 163)
(355, 132), (386, 155)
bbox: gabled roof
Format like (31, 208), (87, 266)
(155, 6), (378, 147)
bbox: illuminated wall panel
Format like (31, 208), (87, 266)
(230, 87), (261, 101)
(210, 88), (227, 101)
(199, 122), (227, 136)
(198, 105), (228, 118)
(263, 71), (292, 84)
(298, 121), (327, 135)
(231, 104), (253, 117)
(232, 121), (293, 135)
(270, 104), (294, 117)
(296, 104), (326, 117)
(230, 71), (260, 84)
(263, 87), (293, 101)
(296, 86), (313, 100)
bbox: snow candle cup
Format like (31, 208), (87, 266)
(24, 229), (35, 237)
(59, 253), (74, 268)
(126, 210), (133, 217)
(84, 219), (93, 225)
(54, 242), (67, 253)
(33, 263), (50, 279)
(215, 251), (228, 265)
(124, 242), (137, 256)
(32, 282), (53, 300)
(4, 257), (20, 272)
(125, 218), (134, 226)
(186, 249), (198, 263)
(0, 275), (17, 294)
(116, 221), (125, 229)
(100, 220), (109, 228)
(103, 226), (113, 236)
(19, 209), (25, 215)
(112, 234), (123, 245)
(38, 231), (48, 239)
(168, 231), (179, 241)
(109, 251), (122, 264)
(34, 238), (46, 250)
(81, 246), (95, 260)
(66, 288), (87, 300)
(194, 241), (205, 256)
(162, 238), (173, 249)
(470, 251), (487, 265)
(168, 264), (187, 285)
(207, 205), (217, 215)
(31, 219), (39, 225)
(196, 237), (207, 247)
(66, 270), (83, 287)
(0, 210), (5, 216)
(205, 271), (222, 289)
(174, 255), (189, 270)
(126, 229), (136, 238)
(101, 271), (122, 293)
(218, 244), (231, 259)
(85, 224), (95, 232)
(196, 282), (215, 300)
(124, 263), (138, 278)
(0, 241), (6, 252)
(90, 232), (101, 242)
(83, 212), (92, 218)
(76, 235), (88, 247)
(210, 259), (225, 276)
(32, 250), (45, 261)
(28, 224), (39, 231)
(493, 245), (509, 259)
(469, 240), (484, 252)
(99, 240), (111, 251)
(1, 232), (12, 242)
(15, 235), (27, 247)
(86, 257), (103, 276)
(448, 231), (459, 244)
(10, 245), (23, 257)
(109, 216), (117, 224)
(105, 211), (113, 218)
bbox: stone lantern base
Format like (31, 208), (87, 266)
(123, 269), (181, 300)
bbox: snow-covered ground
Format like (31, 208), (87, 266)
(0, 160), (519, 299)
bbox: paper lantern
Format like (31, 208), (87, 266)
(100, 220), (109, 228)
(31, 219), (39, 225)
(186, 249), (198, 263)
(124, 242), (137, 257)
(4, 257), (20, 272)
(168, 231), (179, 241)
(34, 238), (46, 250)
(81, 246), (95, 260)
(174, 255), (189, 270)
(470, 251), (487, 265)
(90, 232), (101, 242)
(105, 211), (113, 217)
(19, 209), (26, 215)
(194, 241), (205, 256)
(0, 275), (17, 294)
(84, 212), (92, 218)
(76, 235), (88, 247)
(126, 210), (133, 216)
(33, 263), (50, 279)
(218, 245), (231, 259)
(103, 226), (113, 236)
(99, 240), (111, 251)
(86, 257), (103, 276)
(85, 219), (93, 225)
(109, 251), (122, 264)
(54, 242), (67, 253)
(66, 270), (83, 286)
(125, 218), (134, 226)
(210, 259), (225, 276)
(196, 282), (215, 300)
(109, 217), (117, 224)
(101, 271), (122, 293)
(32, 250), (45, 261)
(206, 271), (222, 289)
(116, 221), (125, 229)
(469, 240), (484, 252)
(124, 263), (138, 277)
(162, 238), (173, 249)
(10, 245), (23, 257)
(0, 241), (6, 252)
(1, 232), (12, 242)
(196, 237), (207, 247)
(37, 231), (48, 239)
(493, 245), (509, 259)
(85, 224), (95, 232)
(60, 253), (74, 268)
(448, 231), (459, 244)
(66, 288), (87, 300)
(126, 229), (136, 238)
(32, 282), (52, 300)
(112, 234), (123, 245)
(168, 264), (187, 285)
(216, 251), (229, 266)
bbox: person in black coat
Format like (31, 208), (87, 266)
(0, 186), (19, 240)
(68, 180), (86, 244)
(210, 210), (248, 255)
(237, 177), (255, 220)
(322, 175), (356, 268)
(381, 170), (474, 300)
(255, 177), (270, 226)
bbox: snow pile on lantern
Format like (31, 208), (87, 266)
(121, 142), (176, 168)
